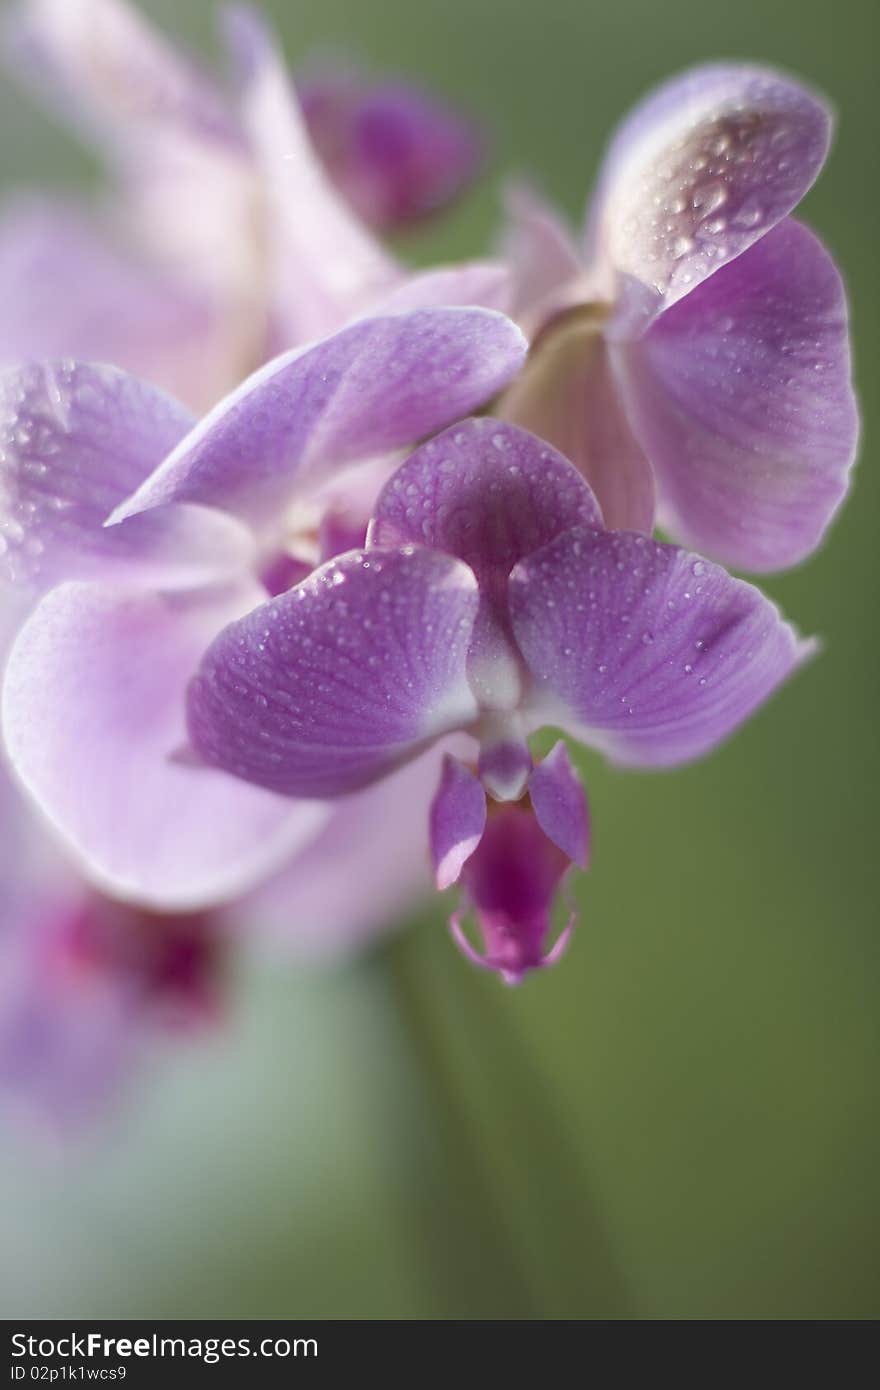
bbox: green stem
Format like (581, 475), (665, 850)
(383, 914), (636, 1319)
(382, 922), (538, 1318)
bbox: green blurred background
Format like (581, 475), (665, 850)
(0, 0), (877, 1320)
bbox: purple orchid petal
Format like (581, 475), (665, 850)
(585, 64), (831, 332)
(615, 218), (858, 571)
(429, 755), (486, 889)
(298, 62), (483, 234)
(187, 547), (480, 798)
(452, 803), (574, 985)
(500, 182), (583, 328)
(2, 579), (328, 908)
(370, 418), (603, 718)
(510, 527), (815, 767)
(108, 309), (527, 532)
(528, 741), (590, 867)
(224, 6), (397, 348)
(0, 197), (229, 410)
(499, 310), (656, 532)
(0, 362), (254, 594)
(370, 417), (602, 582)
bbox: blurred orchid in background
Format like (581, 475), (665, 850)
(0, 0), (499, 409)
(501, 66), (858, 570)
(0, 758), (224, 1136)
(298, 60), (483, 233)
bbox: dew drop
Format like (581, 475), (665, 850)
(733, 201), (763, 228)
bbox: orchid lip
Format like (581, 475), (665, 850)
(449, 900), (576, 986)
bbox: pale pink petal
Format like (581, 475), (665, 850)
(2, 580), (328, 908)
(224, 6), (397, 347)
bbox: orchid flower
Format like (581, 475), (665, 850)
(181, 418), (813, 983)
(0, 308), (526, 910)
(0, 0), (503, 409)
(500, 66), (858, 571)
(0, 777), (223, 1135)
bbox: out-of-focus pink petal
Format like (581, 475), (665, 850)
(0, 910), (139, 1134)
(187, 548), (480, 798)
(228, 742), (465, 959)
(585, 64), (831, 332)
(5, 1), (265, 367)
(299, 63), (483, 234)
(499, 182), (583, 330)
(224, 6), (396, 348)
(108, 309), (527, 531)
(370, 261), (512, 316)
(0, 749), (69, 923)
(5, 0), (240, 156)
(0, 362), (254, 595)
(0, 891), (223, 1134)
(499, 308), (656, 532)
(2, 579), (328, 908)
(616, 218), (858, 570)
(0, 198), (229, 409)
(510, 527), (815, 767)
